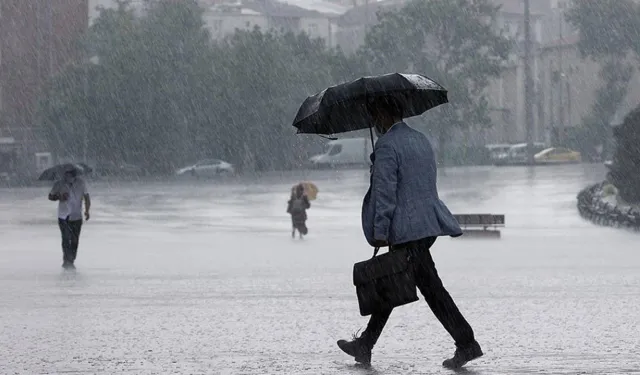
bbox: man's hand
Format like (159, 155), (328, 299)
(84, 211), (90, 221)
(48, 193), (59, 201)
(373, 240), (389, 248)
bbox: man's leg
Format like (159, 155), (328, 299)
(67, 220), (82, 264)
(58, 219), (73, 267)
(337, 308), (393, 364)
(412, 238), (482, 368)
(291, 217), (296, 238)
(359, 308), (392, 348)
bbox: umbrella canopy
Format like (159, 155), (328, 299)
(38, 163), (93, 181)
(292, 181), (318, 200)
(292, 73), (448, 135)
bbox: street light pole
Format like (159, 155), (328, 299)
(523, 0), (535, 165)
(83, 61), (89, 163)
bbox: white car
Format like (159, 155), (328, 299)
(176, 159), (235, 178)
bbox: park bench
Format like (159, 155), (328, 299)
(453, 214), (505, 238)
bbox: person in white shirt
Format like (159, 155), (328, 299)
(48, 167), (91, 269)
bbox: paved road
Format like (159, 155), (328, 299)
(1, 164), (639, 374)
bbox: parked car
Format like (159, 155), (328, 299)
(309, 138), (374, 168)
(494, 142), (547, 165)
(534, 147), (582, 164)
(176, 159), (235, 178)
(485, 143), (513, 163)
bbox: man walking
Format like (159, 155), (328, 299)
(337, 97), (482, 369)
(48, 166), (90, 270)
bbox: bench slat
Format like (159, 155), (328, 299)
(454, 214), (505, 226)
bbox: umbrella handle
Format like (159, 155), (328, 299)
(369, 126), (375, 150)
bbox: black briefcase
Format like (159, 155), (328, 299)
(352, 247), (418, 316)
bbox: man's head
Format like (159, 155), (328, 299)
(63, 167), (78, 183)
(366, 96), (404, 136)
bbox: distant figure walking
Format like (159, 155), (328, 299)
(48, 166), (91, 270)
(337, 97), (482, 369)
(287, 184), (310, 239)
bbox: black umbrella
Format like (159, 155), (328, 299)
(38, 163), (93, 181)
(292, 73), (448, 135)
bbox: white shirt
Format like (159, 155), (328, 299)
(50, 177), (88, 221)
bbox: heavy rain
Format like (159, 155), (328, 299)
(1, 0), (639, 373)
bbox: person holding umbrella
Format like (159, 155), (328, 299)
(47, 165), (91, 270)
(287, 183), (312, 239)
(293, 73), (482, 369)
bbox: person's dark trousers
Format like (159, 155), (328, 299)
(58, 218), (83, 265)
(359, 237), (476, 350)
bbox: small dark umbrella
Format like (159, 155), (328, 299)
(38, 163), (93, 181)
(292, 73), (448, 136)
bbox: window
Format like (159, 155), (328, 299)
(198, 159), (219, 166)
(328, 145), (342, 156)
(308, 23), (318, 34)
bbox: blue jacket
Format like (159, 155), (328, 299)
(362, 122), (462, 246)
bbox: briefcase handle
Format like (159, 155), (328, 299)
(372, 247), (380, 258)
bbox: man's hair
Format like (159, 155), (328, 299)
(64, 168), (77, 177)
(367, 96), (403, 118)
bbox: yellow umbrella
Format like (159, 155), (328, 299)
(292, 181), (318, 200)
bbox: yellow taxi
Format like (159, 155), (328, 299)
(534, 147), (582, 164)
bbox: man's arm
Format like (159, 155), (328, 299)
(372, 143), (398, 243)
(303, 196), (310, 209)
(84, 194), (91, 212)
(48, 182), (61, 201)
(82, 180), (91, 220)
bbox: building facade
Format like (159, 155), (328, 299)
(202, 0), (344, 47)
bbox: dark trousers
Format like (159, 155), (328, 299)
(58, 218), (82, 264)
(291, 215), (308, 235)
(360, 237), (476, 349)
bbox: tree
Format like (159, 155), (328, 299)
(565, 0), (640, 62)
(40, 0), (223, 173)
(210, 29), (355, 171)
(38, 0), (354, 173)
(609, 106), (640, 203)
(565, 0), (640, 159)
(359, 0), (511, 164)
(568, 60), (634, 159)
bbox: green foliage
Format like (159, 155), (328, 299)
(358, 0), (511, 162)
(38, 0), (513, 172)
(569, 60), (634, 159)
(565, 0), (640, 61)
(565, 0), (640, 161)
(38, 0), (351, 173)
(610, 106), (640, 203)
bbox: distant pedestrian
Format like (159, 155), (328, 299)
(287, 184), (310, 239)
(48, 166), (91, 270)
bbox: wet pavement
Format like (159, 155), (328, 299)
(1, 164), (639, 374)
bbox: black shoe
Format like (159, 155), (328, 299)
(62, 262), (76, 270)
(337, 338), (371, 365)
(442, 341), (483, 369)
